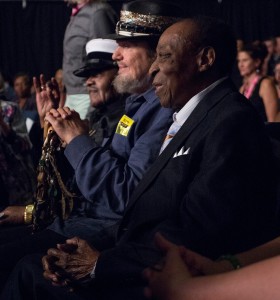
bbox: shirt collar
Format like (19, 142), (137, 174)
(126, 86), (156, 105)
(71, 2), (86, 16)
(174, 77), (228, 125)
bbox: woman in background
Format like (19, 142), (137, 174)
(238, 43), (279, 122)
(273, 61), (280, 99)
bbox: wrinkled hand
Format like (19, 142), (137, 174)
(33, 74), (60, 127)
(0, 206), (25, 225)
(143, 233), (193, 300)
(42, 237), (100, 286)
(44, 107), (88, 144)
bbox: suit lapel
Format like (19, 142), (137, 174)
(125, 79), (237, 212)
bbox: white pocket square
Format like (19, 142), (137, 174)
(173, 146), (190, 158)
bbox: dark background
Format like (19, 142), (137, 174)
(1, 0), (280, 83)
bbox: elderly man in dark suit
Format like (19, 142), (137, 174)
(1, 16), (279, 300)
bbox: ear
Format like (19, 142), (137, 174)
(197, 47), (215, 72)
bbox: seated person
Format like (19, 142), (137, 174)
(12, 72), (41, 165)
(12, 72), (38, 125)
(0, 98), (36, 209)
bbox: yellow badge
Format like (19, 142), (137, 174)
(116, 115), (135, 137)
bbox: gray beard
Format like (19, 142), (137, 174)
(113, 74), (152, 94)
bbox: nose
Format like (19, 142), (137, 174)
(149, 59), (159, 78)
(112, 46), (122, 61)
(86, 77), (95, 86)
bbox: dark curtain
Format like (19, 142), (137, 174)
(220, 0), (280, 41)
(0, 0), (280, 82)
(0, 1), (70, 82)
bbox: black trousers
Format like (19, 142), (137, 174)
(0, 253), (147, 300)
(0, 254), (88, 300)
(0, 226), (66, 292)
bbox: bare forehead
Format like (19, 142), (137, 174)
(167, 19), (196, 35)
(157, 20), (196, 51)
(15, 76), (28, 83)
(238, 51), (251, 58)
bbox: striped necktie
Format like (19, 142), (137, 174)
(159, 122), (181, 154)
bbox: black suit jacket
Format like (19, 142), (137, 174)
(95, 79), (279, 288)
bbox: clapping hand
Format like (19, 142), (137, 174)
(33, 74), (61, 127)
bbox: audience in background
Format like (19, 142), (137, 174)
(263, 37), (276, 76)
(0, 72), (15, 101)
(230, 39), (243, 88)
(265, 37), (280, 76)
(54, 68), (66, 106)
(238, 42), (279, 121)
(0, 98), (36, 208)
(12, 72), (38, 127)
(274, 61), (280, 99)
(63, 0), (117, 119)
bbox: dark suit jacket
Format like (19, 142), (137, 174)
(95, 79), (279, 289)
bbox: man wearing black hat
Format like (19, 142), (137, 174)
(44, 0), (183, 223)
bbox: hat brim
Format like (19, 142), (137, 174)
(74, 61), (117, 78)
(106, 32), (161, 41)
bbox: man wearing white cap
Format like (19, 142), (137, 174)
(73, 38), (125, 146)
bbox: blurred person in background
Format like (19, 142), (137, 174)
(274, 61), (280, 99)
(12, 72), (38, 127)
(0, 72), (15, 101)
(0, 98), (36, 210)
(54, 68), (66, 106)
(263, 37), (276, 76)
(238, 42), (279, 122)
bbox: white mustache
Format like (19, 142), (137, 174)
(87, 86), (99, 92)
